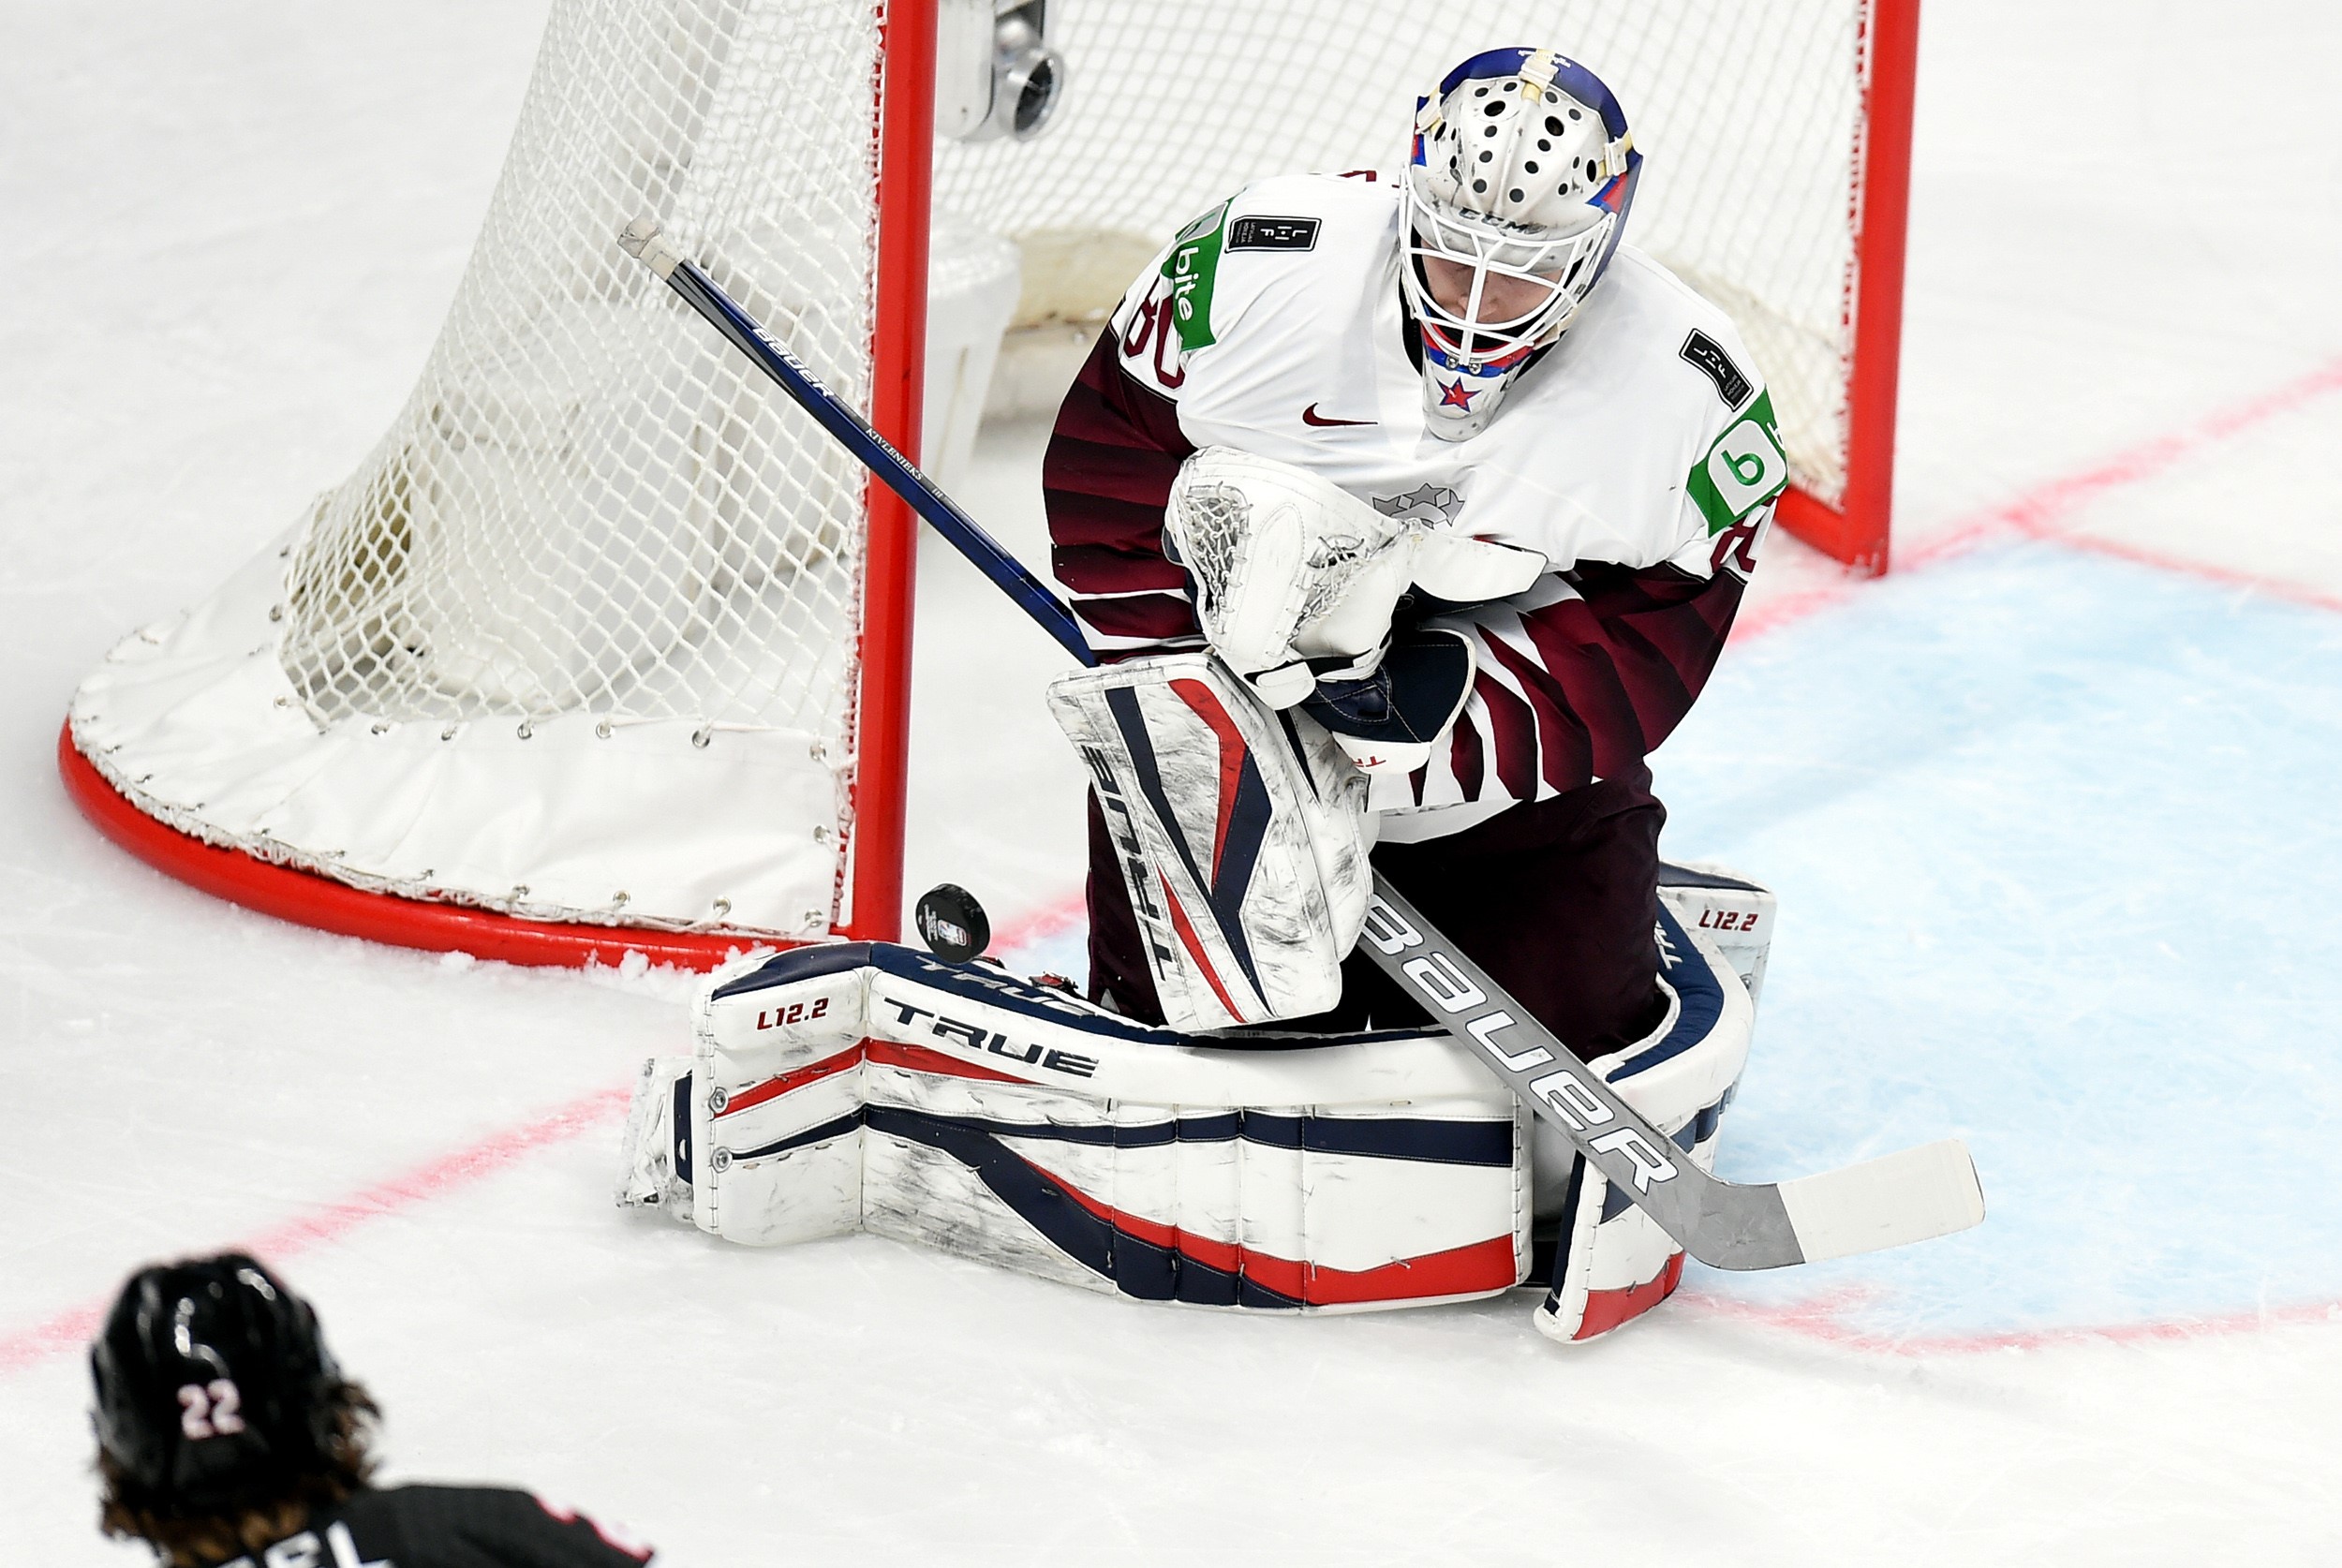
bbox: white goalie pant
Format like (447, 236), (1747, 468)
(1045, 652), (1371, 1031)
(615, 868), (1772, 1336)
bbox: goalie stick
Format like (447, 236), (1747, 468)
(616, 219), (1986, 1272)
(615, 218), (1092, 664)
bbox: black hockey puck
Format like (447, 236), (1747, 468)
(914, 882), (990, 963)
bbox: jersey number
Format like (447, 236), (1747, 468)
(178, 1379), (245, 1440)
(1119, 277), (1186, 392)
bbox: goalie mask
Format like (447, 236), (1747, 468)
(1401, 47), (1641, 440)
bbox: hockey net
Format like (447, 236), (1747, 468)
(941, 0), (1890, 517)
(63, 0), (1908, 964)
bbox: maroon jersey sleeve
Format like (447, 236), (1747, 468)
(1043, 328), (1201, 661)
(1437, 552), (1750, 807)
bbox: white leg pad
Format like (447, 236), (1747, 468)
(629, 942), (1533, 1312)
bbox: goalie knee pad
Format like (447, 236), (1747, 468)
(1047, 652), (1371, 1030)
(1532, 900), (1755, 1344)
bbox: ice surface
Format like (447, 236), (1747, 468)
(7, 1), (2342, 1562)
(1663, 541), (2342, 1339)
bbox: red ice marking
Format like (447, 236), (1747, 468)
(1682, 1286), (2342, 1356)
(2034, 529), (2342, 615)
(1731, 351), (2342, 645)
(0, 1083), (632, 1378)
(1911, 350), (2342, 570)
(991, 892), (1088, 958)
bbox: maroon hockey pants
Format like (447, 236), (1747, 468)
(1084, 775), (1668, 1061)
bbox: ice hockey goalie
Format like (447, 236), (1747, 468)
(620, 46), (1787, 1344)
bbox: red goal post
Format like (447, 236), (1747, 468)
(1777, 0), (1918, 573)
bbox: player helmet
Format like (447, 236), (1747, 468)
(90, 1253), (343, 1514)
(1401, 47), (1641, 439)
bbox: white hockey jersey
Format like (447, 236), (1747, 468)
(1045, 172), (1785, 836)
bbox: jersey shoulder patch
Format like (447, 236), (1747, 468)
(1161, 199), (1232, 352)
(1159, 176), (1394, 354)
(1678, 329), (1754, 410)
(1686, 391), (1790, 534)
(1586, 251), (1787, 534)
(1227, 214), (1321, 252)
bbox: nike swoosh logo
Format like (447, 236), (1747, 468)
(1302, 403), (1375, 427)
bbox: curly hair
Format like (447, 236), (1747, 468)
(97, 1379), (380, 1568)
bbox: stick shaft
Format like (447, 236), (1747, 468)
(1360, 882), (1798, 1268)
(621, 221), (1098, 667)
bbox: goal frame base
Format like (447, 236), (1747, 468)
(1777, 485), (1888, 576)
(57, 724), (787, 971)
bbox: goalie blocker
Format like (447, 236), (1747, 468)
(1046, 653), (1374, 1031)
(616, 869), (1775, 1342)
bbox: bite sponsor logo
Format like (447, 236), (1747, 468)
(1360, 895), (1681, 1193)
(1301, 403), (1374, 427)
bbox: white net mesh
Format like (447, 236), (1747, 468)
(284, 0), (884, 752)
(222, 0), (1875, 935)
(937, 0), (1868, 505)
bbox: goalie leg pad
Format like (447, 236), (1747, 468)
(618, 941), (1533, 1310)
(615, 1054), (695, 1220)
(1048, 653), (1371, 1030)
(1533, 903), (1752, 1344)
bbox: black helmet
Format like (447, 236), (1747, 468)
(90, 1253), (341, 1514)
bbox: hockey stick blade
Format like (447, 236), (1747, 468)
(616, 217), (1097, 667)
(620, 220), (1987, 1272)
(1359, 880), (1984, 1270)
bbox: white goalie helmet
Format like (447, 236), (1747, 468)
(1401, 47), (1642, 439)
